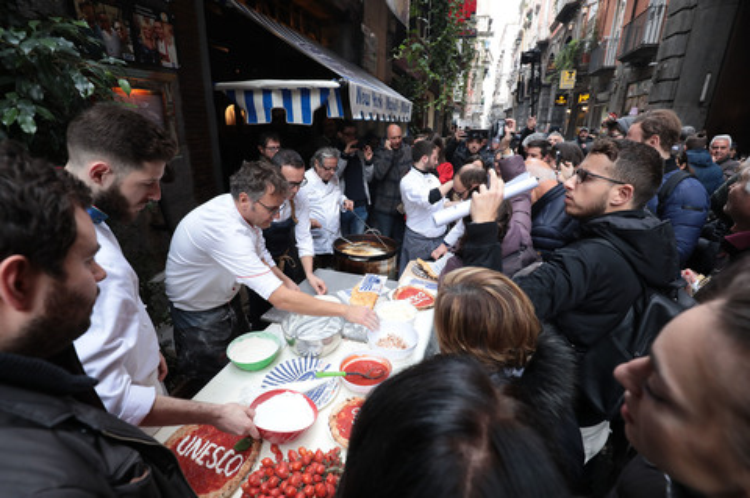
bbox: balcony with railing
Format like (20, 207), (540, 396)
(555, 0), (581, 24)
(588, 35), (619, 75)
(618, 3), (667, 64)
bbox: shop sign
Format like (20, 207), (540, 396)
(554, 93), (569, 106)
(559, 70), (576, 90)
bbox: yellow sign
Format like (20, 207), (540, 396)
(554, 94), (568, 106)
(560, 70), (576, 90)
(577, 93), (590, 104)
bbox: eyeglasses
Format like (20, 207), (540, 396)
(288, 178), (308, 189)
(256, 199), (282, 216)
(317, 164), (337, 172)
(574, 168), (626, 185)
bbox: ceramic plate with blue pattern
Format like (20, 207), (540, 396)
(261, 356), (339, 409)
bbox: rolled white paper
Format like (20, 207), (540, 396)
(432, 173), (539, 227)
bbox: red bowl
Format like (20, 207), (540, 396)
(250, 389), (319, 444)
(339, 352), (392, 394)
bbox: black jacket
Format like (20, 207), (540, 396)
(531, 182), (580, 259)
(0, 352), (197, 497)
(515, 211), (679, 424)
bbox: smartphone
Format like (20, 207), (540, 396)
(555, 150), (562, 170)
(496, 119), (506, 140)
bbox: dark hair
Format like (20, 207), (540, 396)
(337, 355), (570, 498)
(526, 139), (550, 158)
(271, 149), (305, 169)
(633, 109), (682, 152)
(229, 160), (288, 201)
(589, 138), (664, 209)
(340, 119), (356, 132)
(432, 136), (447, 163)
(0, 140), (92, 278)
(412, 140), (436, 163)
(552, 142), (585, 167)
(66, 104), (176, 174)
(258, 132), (281, 148)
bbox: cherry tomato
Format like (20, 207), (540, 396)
(325, 483), (336, 497)
(276, 462), (290, 479)
(313, 474), (322, 483)
(260, 482), (270, 494)
(315, 463), (326, 475)
(249, 474), (262, 487)
(295, 493), (306, 498)
(314, 449), (324, 463)
(302, 473), (313, 485)
(270, 489), (282, 498)
(291, 461), (303, 472)
(249, 488), (260, 497)
(301, 454), (312, 466)
(262, 457), (274, 468)
(271, 444), (281, 455)
(325, 473), (337, 485)
(288, 450), (299, 462)
(268, 476), (280, 488)
(265, 466), (275, 477)
(304, 484), (315, 497)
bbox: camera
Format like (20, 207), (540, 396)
(495, 119), (507, 140)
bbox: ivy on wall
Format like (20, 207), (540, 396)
(393, 0), (476, 127)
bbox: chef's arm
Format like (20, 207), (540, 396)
(140, 395), (259, 438)
(268, 286), (378, 330)
(270, 265), (299, 292)
(301, 255), (327, 294)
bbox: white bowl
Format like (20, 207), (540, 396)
(367, 325), (418, 360)
(374, 300), (418, 328)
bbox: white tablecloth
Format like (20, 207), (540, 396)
(153, 267), (436, 488)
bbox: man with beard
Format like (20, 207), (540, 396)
(0, 141), (196, 496)
(399, 141), (454, 274)
(514, 139), (680, 463)
(65, 104), (259, 437)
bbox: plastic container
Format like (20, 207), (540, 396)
(227, 331), (282, 371)
(367, 325), (418, 360)
(250, 389), (318, 444)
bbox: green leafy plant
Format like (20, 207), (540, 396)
(0, 16), (130, 162)
(549, 38), (582, 78)
(393, 0), (476, 127)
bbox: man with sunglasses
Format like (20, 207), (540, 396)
(515, 139), (680, 462)
(166, 161), (377, 382)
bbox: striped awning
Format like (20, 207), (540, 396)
(217, 0), (412, 124)
(215, 80), (344, 125)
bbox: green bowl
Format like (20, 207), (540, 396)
(227, 331), (282, 371)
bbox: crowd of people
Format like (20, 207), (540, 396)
(0, 102), (748, 497)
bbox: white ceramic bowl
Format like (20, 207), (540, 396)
(338, 351), (392, 394)
(367, 324), (418, 360)
(374, 300), (418, 328)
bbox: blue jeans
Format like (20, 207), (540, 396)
(369, 210), (405, 249)
(340, 205), (368, 236)
(170, 294), (249, 382)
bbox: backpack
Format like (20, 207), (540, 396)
(578, 239), (696, 420)
(656, 170), (693, 218)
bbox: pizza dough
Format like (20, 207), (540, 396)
(328, 397), (365, 449)
(164, 424), (262, 498)
(350, 274), (386, 309)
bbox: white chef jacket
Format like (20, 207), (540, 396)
(165, 194), (283, 311)
(272, 188), (314, 259)
(400, 168), (448, 238)
(301, 168), (347, 255)
(74, 222), (162, 425)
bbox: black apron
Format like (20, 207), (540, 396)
(263, 216), (305, 283)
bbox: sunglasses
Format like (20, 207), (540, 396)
(574, 168), (626, 185)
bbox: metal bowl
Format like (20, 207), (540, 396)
(281, 312), (343, 358)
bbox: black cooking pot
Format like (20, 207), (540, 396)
(333, 234), (398, 279)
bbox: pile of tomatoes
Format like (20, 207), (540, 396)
(240, 445), (343, 498)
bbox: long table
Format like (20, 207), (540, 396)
(154, 267), (436, 486)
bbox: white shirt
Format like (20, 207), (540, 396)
(273, 188), (314, 259)
(301, 169), (347, 255)
(444, 219), (465, 247)
(74, 222), (161, 425)
(165, 194), (283, 311)
(400, 168), (448, 238)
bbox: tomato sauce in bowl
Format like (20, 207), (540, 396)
(339, 353), (392, 393)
